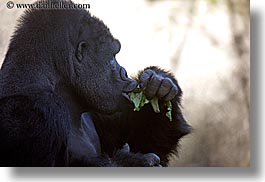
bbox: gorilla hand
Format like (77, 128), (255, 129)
(112, 143), (161, 167)
(139, 69), (179, 102)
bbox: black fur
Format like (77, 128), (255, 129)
(0, 0), (191, 166)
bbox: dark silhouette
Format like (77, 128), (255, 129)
(0, 0), (191, 167)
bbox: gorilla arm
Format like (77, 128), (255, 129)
(0, 94), (69, 167)
(126, 66), (191, 165)
(92, 66), (191, 166)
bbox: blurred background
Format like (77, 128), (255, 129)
(0, 0), (250, 167)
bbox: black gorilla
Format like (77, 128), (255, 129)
(0, 0), (191, 166)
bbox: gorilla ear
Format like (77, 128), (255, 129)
(75, 41), (87, 62)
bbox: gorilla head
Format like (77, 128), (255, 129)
(4, 1), (137, 114)
(70, 15), (138, 114)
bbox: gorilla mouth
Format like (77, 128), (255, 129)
(122, 92), (132, 103)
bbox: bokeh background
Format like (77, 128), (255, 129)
(0, 0), (250, 167)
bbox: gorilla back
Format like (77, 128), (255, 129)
(0, 0), (191, 167)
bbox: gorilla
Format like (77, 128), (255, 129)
(0, 0), (191, 167)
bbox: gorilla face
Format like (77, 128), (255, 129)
(70, 15), (137, 114)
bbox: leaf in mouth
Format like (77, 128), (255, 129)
(128, 88), (173, 121)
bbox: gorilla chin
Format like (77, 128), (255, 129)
(96, 92), (134, 115)
(94, 67), (138, 115)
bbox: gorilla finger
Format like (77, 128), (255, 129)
(121, 143), (130, 153)
(163, 85), (179, 101)
(139, 69), (154, 89)
(157, 78), (174, 99)
(145, 75), (162, 100)
(143, 153), (161, 166)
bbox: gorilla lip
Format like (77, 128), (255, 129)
(122, 92), (133, 103)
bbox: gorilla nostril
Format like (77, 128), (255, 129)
(120, 67), (128, 81)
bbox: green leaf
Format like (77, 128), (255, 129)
(128, 91), (142, 111)
(165, 101), (172, 121)
(128, 88), (173, 122)
(139, 93), (150, 109)
(165, 111), (172, 121)
(150, 96), (160, 113)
